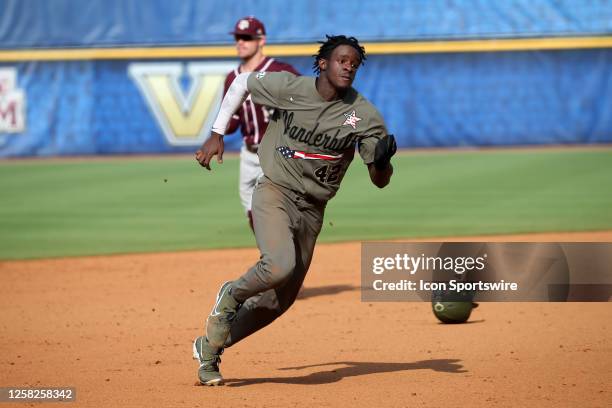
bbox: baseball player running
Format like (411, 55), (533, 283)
(224, 16), (300, 230)
(193, 35), (397, 385)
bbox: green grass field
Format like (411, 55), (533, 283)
(1, 148), (611, 260)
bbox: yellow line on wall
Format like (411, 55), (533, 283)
(1, 36), (611, 61)
(365, 36), (612, 54)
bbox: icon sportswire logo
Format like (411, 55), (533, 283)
(129, 62), (235, 146)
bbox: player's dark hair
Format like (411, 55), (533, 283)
(312, 35), (366, 74)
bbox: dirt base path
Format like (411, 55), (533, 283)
(1, 231), (611, 407)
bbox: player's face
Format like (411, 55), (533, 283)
(235, 35), (265, 60)
(321, 45), (361, 90)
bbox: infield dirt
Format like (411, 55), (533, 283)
(1, 231), (610, 407)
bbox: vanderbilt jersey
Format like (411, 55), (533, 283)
(247, 71), (388, 203)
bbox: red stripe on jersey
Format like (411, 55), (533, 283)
(294, 151), (343, 160)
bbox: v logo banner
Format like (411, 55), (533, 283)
(129, 62), (235, 146)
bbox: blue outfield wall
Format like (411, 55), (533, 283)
(1, 0), (612, 47)
(1, 1), (611, 156)
(1, 49), (611, 157)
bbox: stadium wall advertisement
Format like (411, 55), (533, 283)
(1, 49), (611, 157)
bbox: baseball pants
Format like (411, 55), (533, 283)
(224, 176), (325, 347)
(239, 144), (264, 214)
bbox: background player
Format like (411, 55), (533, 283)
(194, 35), (397, 385)
(223, 16), (300, 231)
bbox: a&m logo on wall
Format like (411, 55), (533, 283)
(129, 62), (235, 146)
(0, 68), (26, 133)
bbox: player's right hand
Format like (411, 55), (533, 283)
(195, 132), (224, 171)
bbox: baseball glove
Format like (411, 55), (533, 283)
(373, 134), (397, 170)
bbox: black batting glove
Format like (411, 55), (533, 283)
(373, 134), (397, 170)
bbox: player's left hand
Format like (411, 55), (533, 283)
(196, 132), (224, 171)
(374, 134), (397, 170)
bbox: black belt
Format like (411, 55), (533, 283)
(246, 144), (259, 154)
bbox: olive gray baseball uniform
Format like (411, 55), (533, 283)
(224, 71), (389, 347)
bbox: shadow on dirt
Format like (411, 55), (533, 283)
(437, 319), (486, 325)
(224, 359), (466, 386)
(297, 284), (358, 300)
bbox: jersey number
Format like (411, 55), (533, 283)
(314, 164), (342, 184)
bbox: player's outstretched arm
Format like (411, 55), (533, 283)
(195, 73), (250, 171)
(368, 134), (396, 188)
